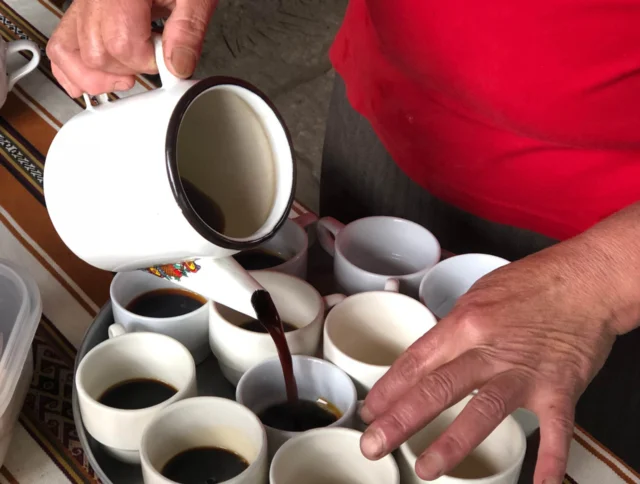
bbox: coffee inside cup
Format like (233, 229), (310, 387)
(161, 446), (249, 483)
(238, 317), (297, 333)
(98, 378), (177, 410)
(140, 397), (267, 484)
(258, 397), (342, 432)
(216, 304), (300, 334)
(126, 288), (206, 318)
(233, 248), (288, 271)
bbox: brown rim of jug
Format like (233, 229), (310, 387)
(164, 76), (296, 251)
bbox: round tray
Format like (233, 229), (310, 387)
(72, 302), (236, 484)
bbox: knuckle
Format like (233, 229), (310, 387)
(105, 33), (132, 59)
(472, 389), (509, 422)
(437, 433), (469, 462)
(547, 412), (575, 436)
(396, 349), (423, 382)
(455, 308), (486, 343)
(383, 406), (414, 437)
(172, 11), (209, 37)
(46, 38), (64, 62)
(418, 370), (456, 406)
(82, 47), (109, 69)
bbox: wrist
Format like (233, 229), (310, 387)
(568, 205), (640, 335)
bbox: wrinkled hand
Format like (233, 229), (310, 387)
(47, 0), (218, 97)
(359, 239), (624, 484)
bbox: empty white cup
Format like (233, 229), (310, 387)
(317, 216), (441, 297)
(270, 427), (399, 484)
(397, 394), (526, 484)
(110, 270), (211, 363)
(75, 332), (197, 464)
(140, 396), (268, 484)
(236, 355), (357, 458)
(210, 271), (344, 385)
(323, 290), (437, 398)
(419, 253), (509, 319)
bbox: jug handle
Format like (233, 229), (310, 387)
(82, 33), (183, 110)
(152, 34), (183, 91)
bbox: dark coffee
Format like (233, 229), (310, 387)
(233, 249), (287, 271)
(239, 319), (298, 333)
(258, 398), (341, 432)
(126, 288), (206, 318)
(251, 290), (299, 402)
(181, 177), (226, 234)
(98, 378), (177, 410)
(161, 447), (249, 484)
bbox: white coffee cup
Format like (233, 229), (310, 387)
(419, 253), (509, 319)
(233, 214), (317, 279)
(210, 270), (345, 385)
(75, 332), (197, 464)
(1, 38), (41, 108)
(317, 216), (440, 297)
(397, 394), (526, 484)
(323, 288), (437, 398)
(109, 271), (211, 363)
(236, 355), (357, 458)
(270, 427), (399, 484)
(140, 397), (268, 484)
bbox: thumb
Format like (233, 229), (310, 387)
(162, 0), (217, 78)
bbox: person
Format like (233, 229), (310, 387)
(48, 1), (640, 483)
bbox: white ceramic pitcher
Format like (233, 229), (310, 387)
(44, 35), (295, 318)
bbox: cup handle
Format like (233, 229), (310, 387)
(108, 323), (127, 338)
(6, 40), (41, 91)
(323, 293), (346, 311)
(82, 33), (183, 110)
(384, 278), (400, 293)
(316, 217), (345, 257)
(292, 212), (318, 230)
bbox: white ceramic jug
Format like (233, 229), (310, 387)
(44, 35), (295, 318)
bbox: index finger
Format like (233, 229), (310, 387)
(48, 4), (135, 95)
(362, 317), (470, 423)
(360, 349), (494, 461)
(413, 371), (527, 481)
(101, 0), (157, 74)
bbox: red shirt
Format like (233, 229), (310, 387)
(330, 0), (640, 240)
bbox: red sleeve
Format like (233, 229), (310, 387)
(365, 0), (640, 149)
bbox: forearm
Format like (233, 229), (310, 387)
(561, 201), (640, 335)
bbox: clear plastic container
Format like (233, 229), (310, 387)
(0, 259), (42, 467)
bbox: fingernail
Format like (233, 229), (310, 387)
(147, 55), (158, 73)
(114, 81), (131, 92)
(170, 47), (196, 78)
(417, 452), (444, 480)
(360, 427), (385, 459)
(360, 404), (374, 424)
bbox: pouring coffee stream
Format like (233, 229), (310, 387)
(144, 256), (300, 403)
(251, 290), (299, 402)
